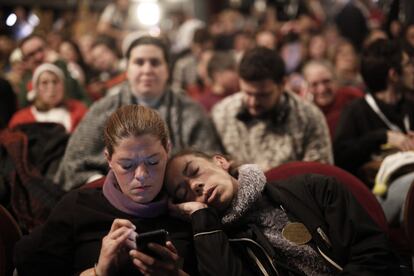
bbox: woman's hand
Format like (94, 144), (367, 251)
(168, 199), (207, 221)
(387, 131), (414, 151)
(96, 219), (137, 276)
(130, 241), (189, 276)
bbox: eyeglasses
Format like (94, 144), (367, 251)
(23, 46), (45, 61)
(309, 78), (332, 88)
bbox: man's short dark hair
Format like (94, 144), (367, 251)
(238, 47), (285, 84)
(207, 51), (236, 80)
(125, 35), (169, 64)
(193, 27), (212, 45)
(361, 39), (402, 93)
(92, 35), (120, 57)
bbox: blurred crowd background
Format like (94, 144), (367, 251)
(0, 0), (413, 103)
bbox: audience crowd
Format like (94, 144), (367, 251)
(1, 0), (414, 275)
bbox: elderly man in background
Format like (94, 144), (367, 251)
(302, 60), (363, 138)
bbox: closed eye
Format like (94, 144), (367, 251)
(189, 167), (199, 177)
(146, 159), (159, 166)
(121, 164), (133, 170)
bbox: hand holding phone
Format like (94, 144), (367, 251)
(131, 236), (184, 275)
(136, 229), (169, 257)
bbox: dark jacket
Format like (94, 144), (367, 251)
(333, 96), (414, 175)
(0, 78), (16, 128)
(0, 123), (68, 232)
(14, 188), (198, 276)
(191, 174), (400, 276)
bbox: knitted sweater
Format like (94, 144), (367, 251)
(212, 91), (333, 171)
(54, 83), (222, 190)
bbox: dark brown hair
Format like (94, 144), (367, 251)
(167, 149), (240, 178)
(239, 47), (285, 84)
(125, 35), (169, 64)
(361, 39), (402, 93)
(207, 51), (237, 80)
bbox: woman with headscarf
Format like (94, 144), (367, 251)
(9, 63), (87, 133)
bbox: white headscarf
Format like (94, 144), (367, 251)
(27, 63), (65, 102)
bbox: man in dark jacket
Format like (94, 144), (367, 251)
(334, 39), (414, 178)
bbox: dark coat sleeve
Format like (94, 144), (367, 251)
(0, 78), (17, 128)
(333, 101), (387, 173)
(190, 208), (256, 276)
(272, 174), (400, 276)
(15, 191), (77, 276)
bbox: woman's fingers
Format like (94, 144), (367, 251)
(125, 237), (137, 250)
(147, 243), (179, 262)
(131, 255), (154, 275)
(109, 218), (136, 232)
(102, 227), (134, 257)
(130, 242), (180, 275)
(165, 241), (178, 254)
(108, 226), (133, 241)
(130, 249), (156, 273)
(147, 243), (180, 271)
(400, 138), (414, 151)
(96, 219), (138, 275)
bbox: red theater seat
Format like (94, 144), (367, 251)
(265, 161), (389, 234)
(82, 177), (106, 189)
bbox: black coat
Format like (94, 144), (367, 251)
(0, 78), (16, 128)
(333, 96), (414, 175)
(190, 174), (400, 276)
(15, 188), (198, 276)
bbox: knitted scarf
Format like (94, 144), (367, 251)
(222, 164), (335, 276)
(102, 170), (167, 218)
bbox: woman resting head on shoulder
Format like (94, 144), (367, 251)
(8, 63), (87, 132)
(165, 150), (401, 275)
(15, 105), (196, 276)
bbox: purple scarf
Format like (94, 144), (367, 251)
(102, 170), (167, 218)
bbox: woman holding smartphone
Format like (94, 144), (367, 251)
(15, 105), (197, 276)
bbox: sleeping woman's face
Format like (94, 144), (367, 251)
(165, 154), (238, 212)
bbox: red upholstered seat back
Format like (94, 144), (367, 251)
(265, 161), (389, 234)
(81, 177), (106, 189)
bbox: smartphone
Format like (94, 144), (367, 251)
(136, 229), (169, 256)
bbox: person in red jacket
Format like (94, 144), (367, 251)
(9, 63), (87, 133)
